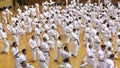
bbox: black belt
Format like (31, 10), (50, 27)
(12, 34), (16, 35)
(88, 56), (94, 58)
(43, 51), (49, 53)
(37, 34), (40, 36)
(118, 45), (120, 46)
(74, 39), (80, 45)
(39, 60), (45, 62)
(58, 47), (62, 49)
(99, 59), (104, 62)
(95, 42), (100, 44)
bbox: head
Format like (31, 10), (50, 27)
(63, 58), (70, 63)
(31, 35), (35, 40)
(22, 49), (27, 55)
(43, 37), (47, 42)
(12, 42), (18, 47)
(73, 29), (76, 32)
(89, 44), (92, 49)
(118, 35), (120, 39)
(109, 54), (114, 60)
(64, 46), (69, 51)
(101, 45), (106, 51)
(108, 47), (111, 51)
(58, 35), (62, 41)
(109, 38), (112, 42)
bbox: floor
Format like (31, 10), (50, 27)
(0, 5), (120, 68)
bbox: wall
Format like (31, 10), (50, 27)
(25, 0), (118, 5)
(0, 0), (13, 8)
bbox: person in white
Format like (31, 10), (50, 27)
(29, 35), (39, 62)
(1, 29), (10, 54)
(71, 29), (80, 57)
(97, 45), (106, 68)
(37, 48), (48, 68)
(64, 23), (72, 44)
(54, 35), (63, 61)
(93, 32), (101, 50)
(106, 47), (112, 58)
(11, 23), (19, 45)
(20, 61), (35, 68)
(2, 10), (7, 24)
(19, 49), (34, 68)
(12, 42), (21, 68)
(35, 24), (42, 47)
(81, 44), (97, 68)
(60, 46), (71, 62)
(105, 54), (115, 68)
(26, 15), (33, 33)
(63, 58), (72, 68)
(41, 37), (50, 65)
(115, 33), (120, 59)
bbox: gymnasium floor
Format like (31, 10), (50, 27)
(0, 5), (120, 68)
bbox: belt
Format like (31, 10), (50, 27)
(37, 34), (40, 36)
(58, 47), (62, 49)
(118, 45), (120, 46)
(99, 59), (104, 62)
(95, 42), (100, 44)
(12, 34), (16, 35)
(74, 39), (80, 45)
(39, 60), (45, 62)
(43, 51), (49, 53)
(88, 56), (94, 58)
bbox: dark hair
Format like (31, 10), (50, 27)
(12, 42), (17, 47)
(108, 47), (111, 51)
(22, 49), (26, 53)
(101, 45), (106, 49)
(63, 58), (70, 63)
(64, 46), (68, 51)
(109, 54), (114, 58)
(58, 35), (62, 40)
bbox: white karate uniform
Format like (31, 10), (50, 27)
(104, 41), (113, 50)
(93, 35), (101, 50)
(2, 11), (7, 24)
(60, 50), (71, 61)
(27, 17), (32, 33)
(19, 53), (27, 63)
(35, 27), (42, 46)
(12, 47), (21, 68)
(106, 50), (112, 58)
(71, 32), (79, 56)
(115, 38), (120, 58)
(64, 26), (72, 44)
(55, 40), (63, 60)
(63, 62), (72, 68)
(105, 58), (114, 68)
(11, 26), (19, 45)
(37, 50), (48, 68)
(0, 31), (10, 53)
(41, 41), (50, 65)
(97, 49), (106, 68)
(29, 38), (38, 61)
(87, 48), (97, 68)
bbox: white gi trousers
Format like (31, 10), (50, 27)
(3, 38), (10, 53)
(72, 39), (79, 56)
(43, 51), (50, 65)
(55, 48), (61, 60)
(12, 35), (19, 45)
(39, 61), (48, 68)
(32, 48), (38, 61)
(14, 58), (21, 68)
(36, 35), (40, 47)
